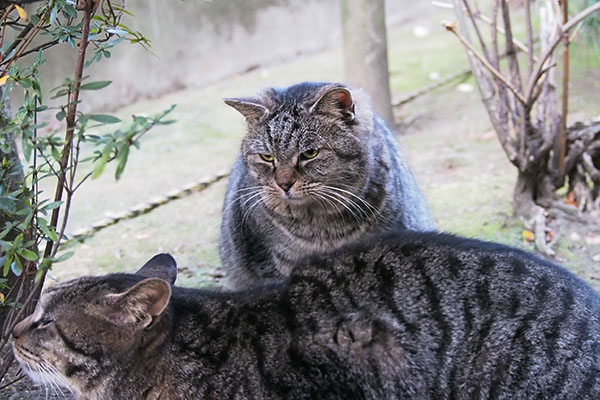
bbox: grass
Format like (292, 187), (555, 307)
(47, 8), (600, 291)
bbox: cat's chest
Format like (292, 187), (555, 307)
(264, 212), (372, 253)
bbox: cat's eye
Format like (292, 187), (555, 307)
(35, 318), (54, 329)
(260, 154), (274, 162)
(301, 149), (319, 160)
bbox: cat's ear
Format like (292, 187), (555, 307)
(136, 253), (177, 285)
(309, 86), (355, 122)
(224, 97), (269, 124)
(103, 278), (171, 331)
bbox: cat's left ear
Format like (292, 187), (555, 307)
(103, 278), (171, 331)
(224, 97), (269, 124)
(136, 253), (177, 285)
(309, 86), (355, 122)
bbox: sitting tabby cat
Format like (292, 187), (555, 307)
(14, 231), (600, 399)
(220, 81), (434, 289)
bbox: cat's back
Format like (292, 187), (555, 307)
(294, 231), (600, 399)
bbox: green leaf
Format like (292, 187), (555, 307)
(19, 249), (38, 262)
(32, 79), (43, 102)
(79, 80), (112, 91)
(41, 201), (63, 212)
(34, 268), (45, 282)
(0, 197), (16, 214)
(11, 258), (23, 276)
(3, 254), (12, 276)
(88, 114), (121, 124)
(92, 146), (111, 179)
(106, 28), (128, 35)
(115, 146), (129, 180)
(39, 219), (59, 242)
(54, 251), (74, 263)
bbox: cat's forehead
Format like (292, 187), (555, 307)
(39, 277), (102, 311)
(39, 274), (138, 313)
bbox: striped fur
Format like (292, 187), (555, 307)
(13, 231), (600, 399)
(220, 82), (434, 289)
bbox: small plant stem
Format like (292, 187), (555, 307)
(557, 0), (569, 184)
(525, 1), (600, 103)
(43, 0), (95, 261)
(444, 21), (527, 104)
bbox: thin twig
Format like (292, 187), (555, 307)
(525, 0), (534, 77)
(0, 373), (24, 390)
(393, 68), (472, 107)
(525, 1), (600, 103)
(444, 21), (527, 104)
(557, 0), (570, 184)
(42, 0), (95, 263)
(501, 0), (523, 93)
(4, 39), (59, 62)
(462, 0), (489, 59)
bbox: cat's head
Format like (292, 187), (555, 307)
(226, 82), (375, 215)
(12, 253), (177, 398)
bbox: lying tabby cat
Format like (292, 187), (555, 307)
(220, 81), (434, 289)
(14, 231), (600, 399)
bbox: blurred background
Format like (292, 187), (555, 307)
(16, 0), (599, 288)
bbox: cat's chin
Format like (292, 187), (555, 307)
(14, 345), (78, 395)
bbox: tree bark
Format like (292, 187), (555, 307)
(341, 0), (394, 125)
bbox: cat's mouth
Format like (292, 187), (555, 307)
(278, 191), (311, 206)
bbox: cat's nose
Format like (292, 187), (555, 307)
(12, 315), (34, 339)
(276, 178), (296, 192)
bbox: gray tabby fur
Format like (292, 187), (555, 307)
(13, 231), (600, 399)
(220, 81), (433, 289)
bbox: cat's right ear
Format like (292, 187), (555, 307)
(224, 97), (269, 124)
(136, 253), (177, 285)
(103, 278), (171, 331)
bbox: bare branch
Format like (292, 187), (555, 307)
(434, 0), (537, 58)
(526, 1), (600, 103)
(444, 21), (527, 104)
(501, 0), (523, 93)
(462, 0), (490, 59)
(556, 0), (570, 184)
(525, 0), (534, 77)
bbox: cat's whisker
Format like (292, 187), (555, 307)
(242, 194), (267, 225)
(320, 188), (370, 221)
(240, 192), (264, 208)
(309, 193), (350, 225)
(36, 364), (51, 400)
(45, 361), (75, 397)
(323, 185), (376, 214)
(317, 190), (362, 223)
(223, 189), (262, 214)
(323, 185), (390, 224)
(309, 193), (343, 215)
(233, 185), (265, 193)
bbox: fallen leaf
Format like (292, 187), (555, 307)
(0, 75), (8, 87)
(15, 5), (28, 21)
(522, 230), (535, 242)
(586, 235), (600, 245)
(565, 191), (578, 207)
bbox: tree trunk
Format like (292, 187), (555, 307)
(341, 0), (395, 125)
(512, 163), (557, 219)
